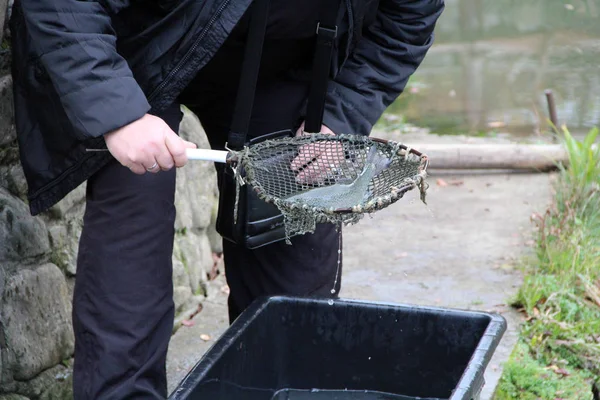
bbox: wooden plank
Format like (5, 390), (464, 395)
(408, 143), (570, 170)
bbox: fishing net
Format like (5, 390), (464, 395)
(230, 133), (429, 242)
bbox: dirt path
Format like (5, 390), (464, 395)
(342, 169), (553, 399)
(166, 131), (555, 399)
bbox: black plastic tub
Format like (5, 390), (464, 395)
(169, 296), (507, 400)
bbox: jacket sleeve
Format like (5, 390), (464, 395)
(18, 0), (151, 140)
(322, 0), (445, 136)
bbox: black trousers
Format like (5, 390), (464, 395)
(72, 44), (342, 400)
(183, 53), (343, 323)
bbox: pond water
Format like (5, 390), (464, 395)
(379, 0), (600, 137)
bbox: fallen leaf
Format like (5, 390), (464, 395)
(548, 364), (570, 377)
(436, 179), (448, 187)
(181, 319), (194, 327)
(533, 307), (540, 317)
(208, 253), (224, 280)
(449, 180), (464, 186)
(207, 269), (219, 281)
(500, 263), (514, 271)
(200, 334), (211, 341)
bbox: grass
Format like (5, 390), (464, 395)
(495, 342), (594, 400)
(495, 126), (600, 399)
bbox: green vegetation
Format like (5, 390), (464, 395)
(495, 342), (593, 400)
(495, 127), (600, 399)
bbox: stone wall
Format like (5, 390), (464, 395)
(0, 3), (221, 397)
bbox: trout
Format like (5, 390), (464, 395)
(285, 145), (391, 209)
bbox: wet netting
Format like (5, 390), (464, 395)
(230, 133), (429, 242)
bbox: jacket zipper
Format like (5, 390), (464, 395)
(147, 0), (233, 103)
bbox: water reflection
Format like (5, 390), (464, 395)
(381, 0), (600, 136)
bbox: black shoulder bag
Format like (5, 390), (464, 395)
(216, 0), (342, 249)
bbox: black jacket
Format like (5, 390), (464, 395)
(10, 0), (444, 216)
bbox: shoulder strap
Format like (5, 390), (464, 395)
(228, 0), (342, 149)
(227, 0), (270, 151)
(304, 0), (341, 133)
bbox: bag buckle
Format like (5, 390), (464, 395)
(316, 22), (338, 39)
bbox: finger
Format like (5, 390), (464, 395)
(155, 149), (175, 171)
(179, 141), (198, 165)
(320, 125), (335, 135)
(125, 149), (155, 175)
(296, 164), (320, 184)
(295, 121), (306, 137)
(324, 142), (346, 166)
(316, 156), (338, 180)
(142, 157), (161, 174)
(165, 132), (188, 168)
(290, 140), (339, 181)
(127, 163), (146, 175)
(138, 150), (160, 173)
(160, 140), (196, 170)
(297, 144), (345, 184)
(290, 153), (315, 172)
(304, 157), (332, 183)
(183, 140), (197, 149)
(290, 143), (321, 171)
(151, 139), (175, 171)
(292, 142), (338, 183)
(295, 156), (327, 184)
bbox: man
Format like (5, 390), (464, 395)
(10, 0), (444, 398)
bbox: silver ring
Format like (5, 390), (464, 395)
(147, 162), (158, 171)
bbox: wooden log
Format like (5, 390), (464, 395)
(409, 143), (570, 170)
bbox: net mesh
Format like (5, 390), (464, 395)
(232, 134), (428, 242)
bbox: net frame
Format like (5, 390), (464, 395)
(229, 133), (429, 242)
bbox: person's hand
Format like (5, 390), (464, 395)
(291, 122), (344, 184)
(104, 114), (197, 174)
(294, 121), (335, 137)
